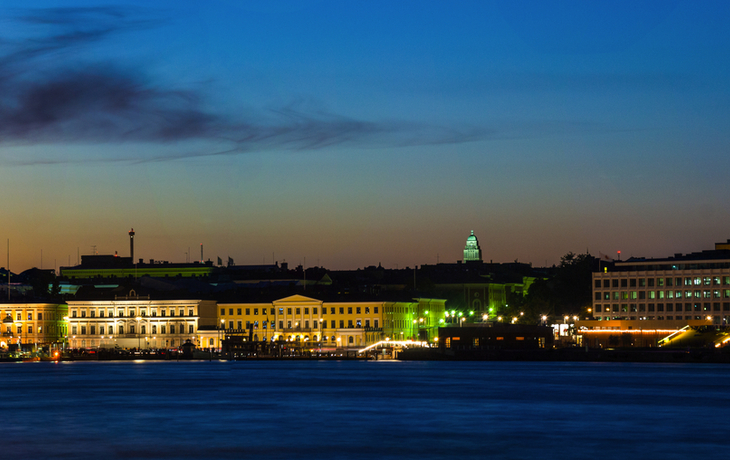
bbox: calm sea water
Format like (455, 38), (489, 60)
(1, 360), (729, 459)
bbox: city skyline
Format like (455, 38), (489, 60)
(2, 1), (730, 272)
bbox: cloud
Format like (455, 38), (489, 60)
(0, 7), (540, 165)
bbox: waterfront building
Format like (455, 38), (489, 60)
(218, 295), (446, 349)
(0, 303), (68, 351)
(66, 294), (217, 349)
(578, 240), (730, 347)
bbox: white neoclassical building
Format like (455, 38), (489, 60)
(66, 295), (217, 350)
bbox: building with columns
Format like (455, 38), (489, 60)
(463, 230), (483, 263)
(217, 295), (446, 349)
(66, 294), (217, 350)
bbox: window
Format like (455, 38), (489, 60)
(348, 320), (353, 328)
(72, 326), (77, 335)
(279, 321), (283, 329)
(666, 278), (673, 287)
(339, 320), (344, 328)
(287, 308), (292, 314)
(237, 321), (242, 330)
(237, 308), (242, 315)
(595, 292), (601, 300)
(229, 308), (233, 315)
(296, 308), (301, 314)
(287, 321), (292, 328)
(304, 308), (309, 314)
(161, 325), (165, 334)
(72, 311), (77, 318)
(620, 279), (627, 288)
(271, 308), (275, 315)
(330, 320), (335, 328)
(630, 279), (636, 287)
(305, 320), (309, 328)
(189, 325), (194, 334)
(171, 325), (176, 334)
(254, 308), (259, 315)
(313, 308), (317, 315)
(648, 278), (655, 287)
(152, 325), (157, 334)
(339, 307), (344, 314)
(170, 310), (175, 317)
(595, 280), (601, 288)
(365, 307), (370, 314)
(374, 307), (379, 314)
(365, 319), (371, 327)
(119, 326), (124, 334)
(228, 321), (233, 329)
(356, 319), (362, 327)
(99, 310), (105, 318)
(374, 319), (379, 328)
(331, 307), (335, 314)
(189, 310), (194, 317)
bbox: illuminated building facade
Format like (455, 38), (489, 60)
(218, 295), (446, 349)
(580, 241), (730, 347)
(463, 230), (482, 263)
(66, 296), (217, 349)
(0, 303), (68, 350)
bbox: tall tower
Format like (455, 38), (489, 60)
(129, 228), (135, 261)
(463, 230), (482, 263)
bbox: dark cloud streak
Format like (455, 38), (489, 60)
(0, 7), (492, 165)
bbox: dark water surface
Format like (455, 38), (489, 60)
(1, 360), (729, 459)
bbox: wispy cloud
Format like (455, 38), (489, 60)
(0, 7), (544, 165)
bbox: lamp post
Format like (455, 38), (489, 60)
(136, 316), (142, 350)
(219, 319), (224, 354)
(319, 318), (323, 353)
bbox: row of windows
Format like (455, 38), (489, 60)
(70, 324), (194, 335)
(4, 325), (58, 334)
(595, 316), (728, 321)
(71, 308), (194, 318)
(4, 312), (53, 321)
(595, 303), (730, 313)
(595, 276), (730, 289)
(225, 319), (380, 330)
(595, 290), (730, 300)
(220, 306), (380, 316)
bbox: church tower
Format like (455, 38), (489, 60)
(463, 230), (482, 263)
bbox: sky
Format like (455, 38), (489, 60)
(1, 0), (730, 272)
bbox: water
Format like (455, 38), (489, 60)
(2, 360), (729, 459)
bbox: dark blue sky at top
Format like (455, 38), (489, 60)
(1, 0), (729, 271)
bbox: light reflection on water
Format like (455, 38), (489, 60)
(2, 360), (730, 459)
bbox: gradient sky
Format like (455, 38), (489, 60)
(2, 0), (730, 272)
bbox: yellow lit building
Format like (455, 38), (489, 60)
(0, 303), (68, 351)
(218, 295), (446, 349)
(66, 296), (217, 349)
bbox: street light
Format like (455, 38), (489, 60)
(136, 316), (142, 350)
(219, 319), (224, 353)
